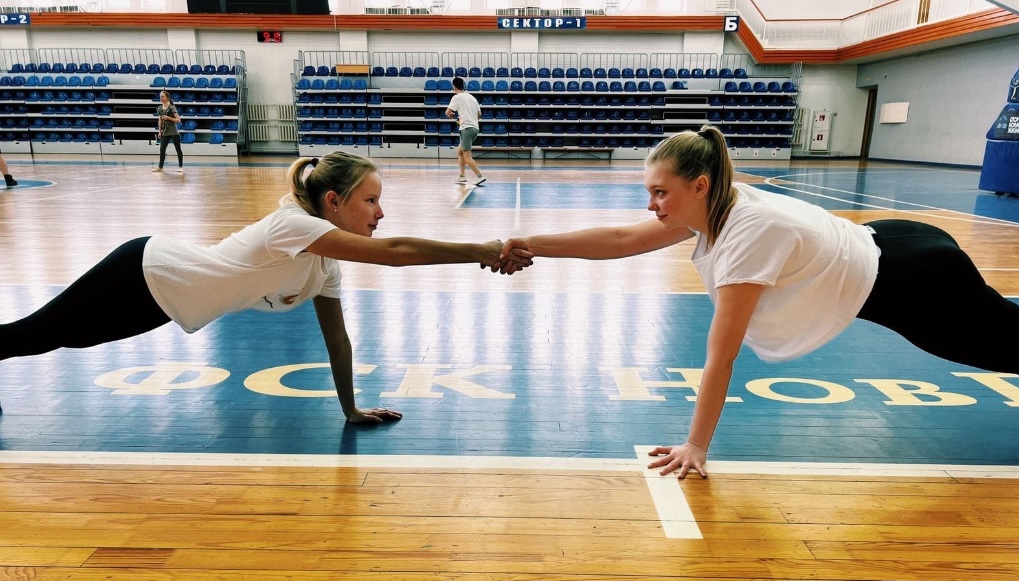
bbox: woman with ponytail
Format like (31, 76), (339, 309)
(495, 125), (1019, 478)
(1, 151), (529, 421)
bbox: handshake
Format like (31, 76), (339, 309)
(479, 239), (534, 275)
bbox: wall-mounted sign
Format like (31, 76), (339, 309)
(723, 15), (739, 32)
(257, 30), (283, 43)
(0, 13), (30, 25)
(497, 17), (585, 29)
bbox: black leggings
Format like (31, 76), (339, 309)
(159, 134), (183, 168)
(0, 237), (171, 361)
(857, 219), (1019, 373)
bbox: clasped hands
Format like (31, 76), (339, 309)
(481, 239), (533, 274)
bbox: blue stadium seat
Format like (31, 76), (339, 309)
(481, 80), (495, 91)
(524, 67), (537, 78)
(567, 81), (580, 92)
(621, 68), (634, 78)
(608, 68), (620, 78)
(371, 66), (385, 76)
(455, 66), (468, 77)
(524, 81), (538, 92)
(495, 80), (508, 91)
(510, 80), (523, 92)
(594, 68), (607, 78)
(203, 64), (217, 75)
(663, 68), (677, 78)
(496, 67), (509, 77)
(467, 80), (481, 91)
(441, 66), (455, 77)
(468, 67), (482, 77)
(734, 68), (748, 78)
(595, 81), (608, 92)
(538, 67), (551, 78)
(579, 67), (592, 78)
(399, 67), (413, 77)
(427, 66), (440, 77)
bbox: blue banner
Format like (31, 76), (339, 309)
(0, 13), (30, 25)
(497, 16), (585, 29)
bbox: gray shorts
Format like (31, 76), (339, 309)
(459, 126), (479, 151)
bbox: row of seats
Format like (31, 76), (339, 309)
(364, 66), (752, 79)
(153, 92), (238, 104)
(2, 75), (111, 87)
(299, 134), (382, 146)
(300, 122), (384, 133)
(12, 90), (111, 102)
(429, 79), (687, 92)
(26, 132), (226, 144)
(8, 63), (237, 75)
(152, 77), (238, 89)
(298, 107), (382, 119)
(297, 78), (369, 91)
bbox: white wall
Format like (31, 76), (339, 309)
(752, 0), (876, 19)
(857, 35), (1019, 165)
(797, 64), (869, 156)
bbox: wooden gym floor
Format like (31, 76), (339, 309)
(1, 152), (1018, 580)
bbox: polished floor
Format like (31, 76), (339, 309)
(1, 152), (1019, 579)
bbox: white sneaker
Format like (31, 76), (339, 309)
(177, 167), (184, 175)
(151, 167), (163, 173)
(473, 176), (487, 186)
(454, 175), (467, 184)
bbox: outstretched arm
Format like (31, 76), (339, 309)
(313, 295), (402, 424)
(647, 282), (763, 478)
(496, 218), (694, 273)
(306, 230), (530, 270)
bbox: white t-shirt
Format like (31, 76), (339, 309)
(690, 184), (879, 361)
(448, 91), (480, 130)
(142, 203), (343, 333)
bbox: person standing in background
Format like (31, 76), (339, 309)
(0, 153), (17, 187)
(152, 90), (184, 174)
(445, 77), (485, 186)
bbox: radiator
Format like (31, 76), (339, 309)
(278, 123), (297, 142)
(248, 123), (298, 142)
(247, 104), (296, 122)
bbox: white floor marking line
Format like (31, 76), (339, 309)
(634, 445), (703, 539)
(514, 176), (521, 229)
(762, 173), (1019, 228)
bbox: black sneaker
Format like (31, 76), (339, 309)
(4, 175), (16, 187)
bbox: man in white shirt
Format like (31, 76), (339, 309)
(445, 77), (486, 186)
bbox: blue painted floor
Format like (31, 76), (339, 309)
(2, 161), (1018, 466)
